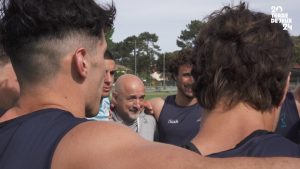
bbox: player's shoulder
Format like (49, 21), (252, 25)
(148, 97), (165, 118)
(51, 121), (144, 169)
(149, 97), (165, 104)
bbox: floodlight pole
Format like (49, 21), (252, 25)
(163, 53), (166, 89)
(134, 39), (137, 75)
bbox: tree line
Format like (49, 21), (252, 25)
(106, 20), (300, 84)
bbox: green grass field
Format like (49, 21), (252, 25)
(145, 91), (176, 100)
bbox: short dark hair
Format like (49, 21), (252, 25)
(0, 0), (115, 85)
(168, 48), (193, 80)
(0, 33), (9, 65)
(192, 2), (293, 111)
(104, 50), (115, 60)
(0, 44), (9, 66)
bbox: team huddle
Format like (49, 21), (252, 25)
(0, 0), (299, 169)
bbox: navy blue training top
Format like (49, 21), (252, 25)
(0, 108), (87, 169)
(157, 95), (202, 146)
(0, 108), (5, 115)
(275, 92), (300, 143)
(184, 130), (300, 157)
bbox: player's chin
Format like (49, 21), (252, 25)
(102, 89), (111, 96)
(103, 86), (112, 91)
(184, 92), (194, 98)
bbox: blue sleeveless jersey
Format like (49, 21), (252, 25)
(0, 108), (87, 169)
(184, 130), (300, 157)
(157, 95), (202, 146)
(275, 92), (300, 143)
(0, 108), (5, 116)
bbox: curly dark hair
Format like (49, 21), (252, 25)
(168, 48), (193, 81)
(0, 41), (9, 65)
(192, 2), (293, 112)
(0, 0), (116, 85)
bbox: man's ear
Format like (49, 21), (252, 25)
(73, 48), (88, 78)
(279, 72), (291, 106)
(111, 92), (118, 106)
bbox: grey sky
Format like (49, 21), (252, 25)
(98, 0), (300, 52)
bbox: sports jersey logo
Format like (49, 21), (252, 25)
(168, 119), (179, 124)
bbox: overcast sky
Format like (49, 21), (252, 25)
(98, 0), (300, 52)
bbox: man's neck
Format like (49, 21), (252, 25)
(1, 80), (86, 122)
(175, 93), (197, 107)
(192, 102), (272, 156)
